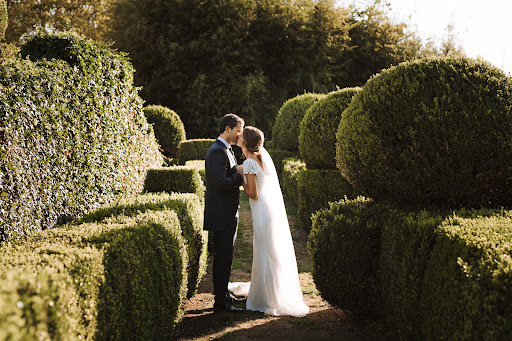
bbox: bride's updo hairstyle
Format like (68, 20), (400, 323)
(243, 126), (264, 163)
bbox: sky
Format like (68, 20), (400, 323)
(336, 0), (512, 75)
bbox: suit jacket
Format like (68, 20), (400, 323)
(203, 139), (243, 231)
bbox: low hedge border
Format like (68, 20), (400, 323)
(281, 157), (306, 205)
(178, 139), (215, 165)
(310, 198), (512, 339)
(0, 210), (188, 340)
(81, 192), (207, 298)
(144, 166), (205, 196)
(297, 169), (360, 230)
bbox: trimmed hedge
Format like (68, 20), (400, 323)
(310, 198), (512, 339)
(0, 32), (162, 241)
(178, 139), (215, 164)
(420, 210), (512, 339)
(299, 87), (361, 169)
(267, 148), (300, 175)
(378, 208), (445, 338)
(308, 197), (382, 312)
(297, 168), (360, 230)
(336, 56), (512, 208)
(144, 166), (205, 196)
(272, 93), (325, 151)
(0, 210), (188, 340)
(281, 157), (306, 205)
(144, 105), (186, 158)
(81, 192), (207, 298)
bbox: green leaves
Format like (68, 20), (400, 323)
(0, 32), (162, 241)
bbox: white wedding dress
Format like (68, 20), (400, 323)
(228, 147), (309, 317)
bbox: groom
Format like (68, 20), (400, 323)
(204, 113), (245, 312)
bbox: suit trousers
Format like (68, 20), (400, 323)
(212, 215), (238, 308)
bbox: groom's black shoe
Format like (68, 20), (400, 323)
(228, 293), (246, 303)
(213, 302), (243, 313)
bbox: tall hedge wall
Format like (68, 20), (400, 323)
(0, 32), (162, 241)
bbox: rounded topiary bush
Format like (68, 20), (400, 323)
(143, 105), (186, 158)
(337, 57), (512, 208)
(272, 93), (325, 151)
(299, 87), (361, 169)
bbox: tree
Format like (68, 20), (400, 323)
(334, 0), (424, 87)
(5, 0), (109, 43)
(105, 0), (350, 138)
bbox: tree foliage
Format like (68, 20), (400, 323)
(5, 0), (109, 43)
(105, 0), (352, 138)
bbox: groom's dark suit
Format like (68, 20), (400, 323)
(204, 138), (243, 310)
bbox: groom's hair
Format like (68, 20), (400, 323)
(219, 113), (244, 134)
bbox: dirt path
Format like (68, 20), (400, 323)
(176, 192), (394, 340)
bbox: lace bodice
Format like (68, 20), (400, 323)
(242, 158), (264, 188)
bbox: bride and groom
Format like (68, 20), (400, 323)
(204, 113), (309, 317)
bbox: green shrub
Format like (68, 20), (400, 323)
(308, 197), (382, 313)
(186, 160), (206, 184)
(144, 166), (205, 196)
(378, 208), (446, 339)
(81, 192), (207, 298)
(0, 210), (188, 340)
(144, 105), (186, 158)
(420, 209), (512, 340)
(336, 56), (512, 209)
(0, 32), (162, 241)
(282, 157), (306, 205)
(297, 169), (360, 230)
(272, 93), (325, 151)
(299, 87), (361, 169)
(178, 139), (215, 164)
(267, 148), (300, 175)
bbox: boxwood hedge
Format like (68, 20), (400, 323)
(336, 57), (512, 209)
(0, 210), (188, 340)
(178, 139), (215, 164)
(281, 157), (306, 205)
(272, 93), (325, 152)
(144, 166), (205, 196)
(310, 198), (512, 339)
(297, 168), (360, 230)
(144, 105), (186, 158)
(0, 32), (162, 241)
(267, 149), (300, 175)
(299, 87), (361, 169)
(81, 192), (207, 298)
(308, 197), (383, 312)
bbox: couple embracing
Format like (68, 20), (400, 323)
(204, 113), (309, 317)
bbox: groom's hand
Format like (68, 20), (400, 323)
(236, 165), (243, 175)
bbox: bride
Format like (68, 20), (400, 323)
(228, 126), (309, 317)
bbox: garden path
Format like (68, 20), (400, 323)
(176, 191), (393, 340)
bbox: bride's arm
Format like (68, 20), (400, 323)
(244, 174), (258, 199)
